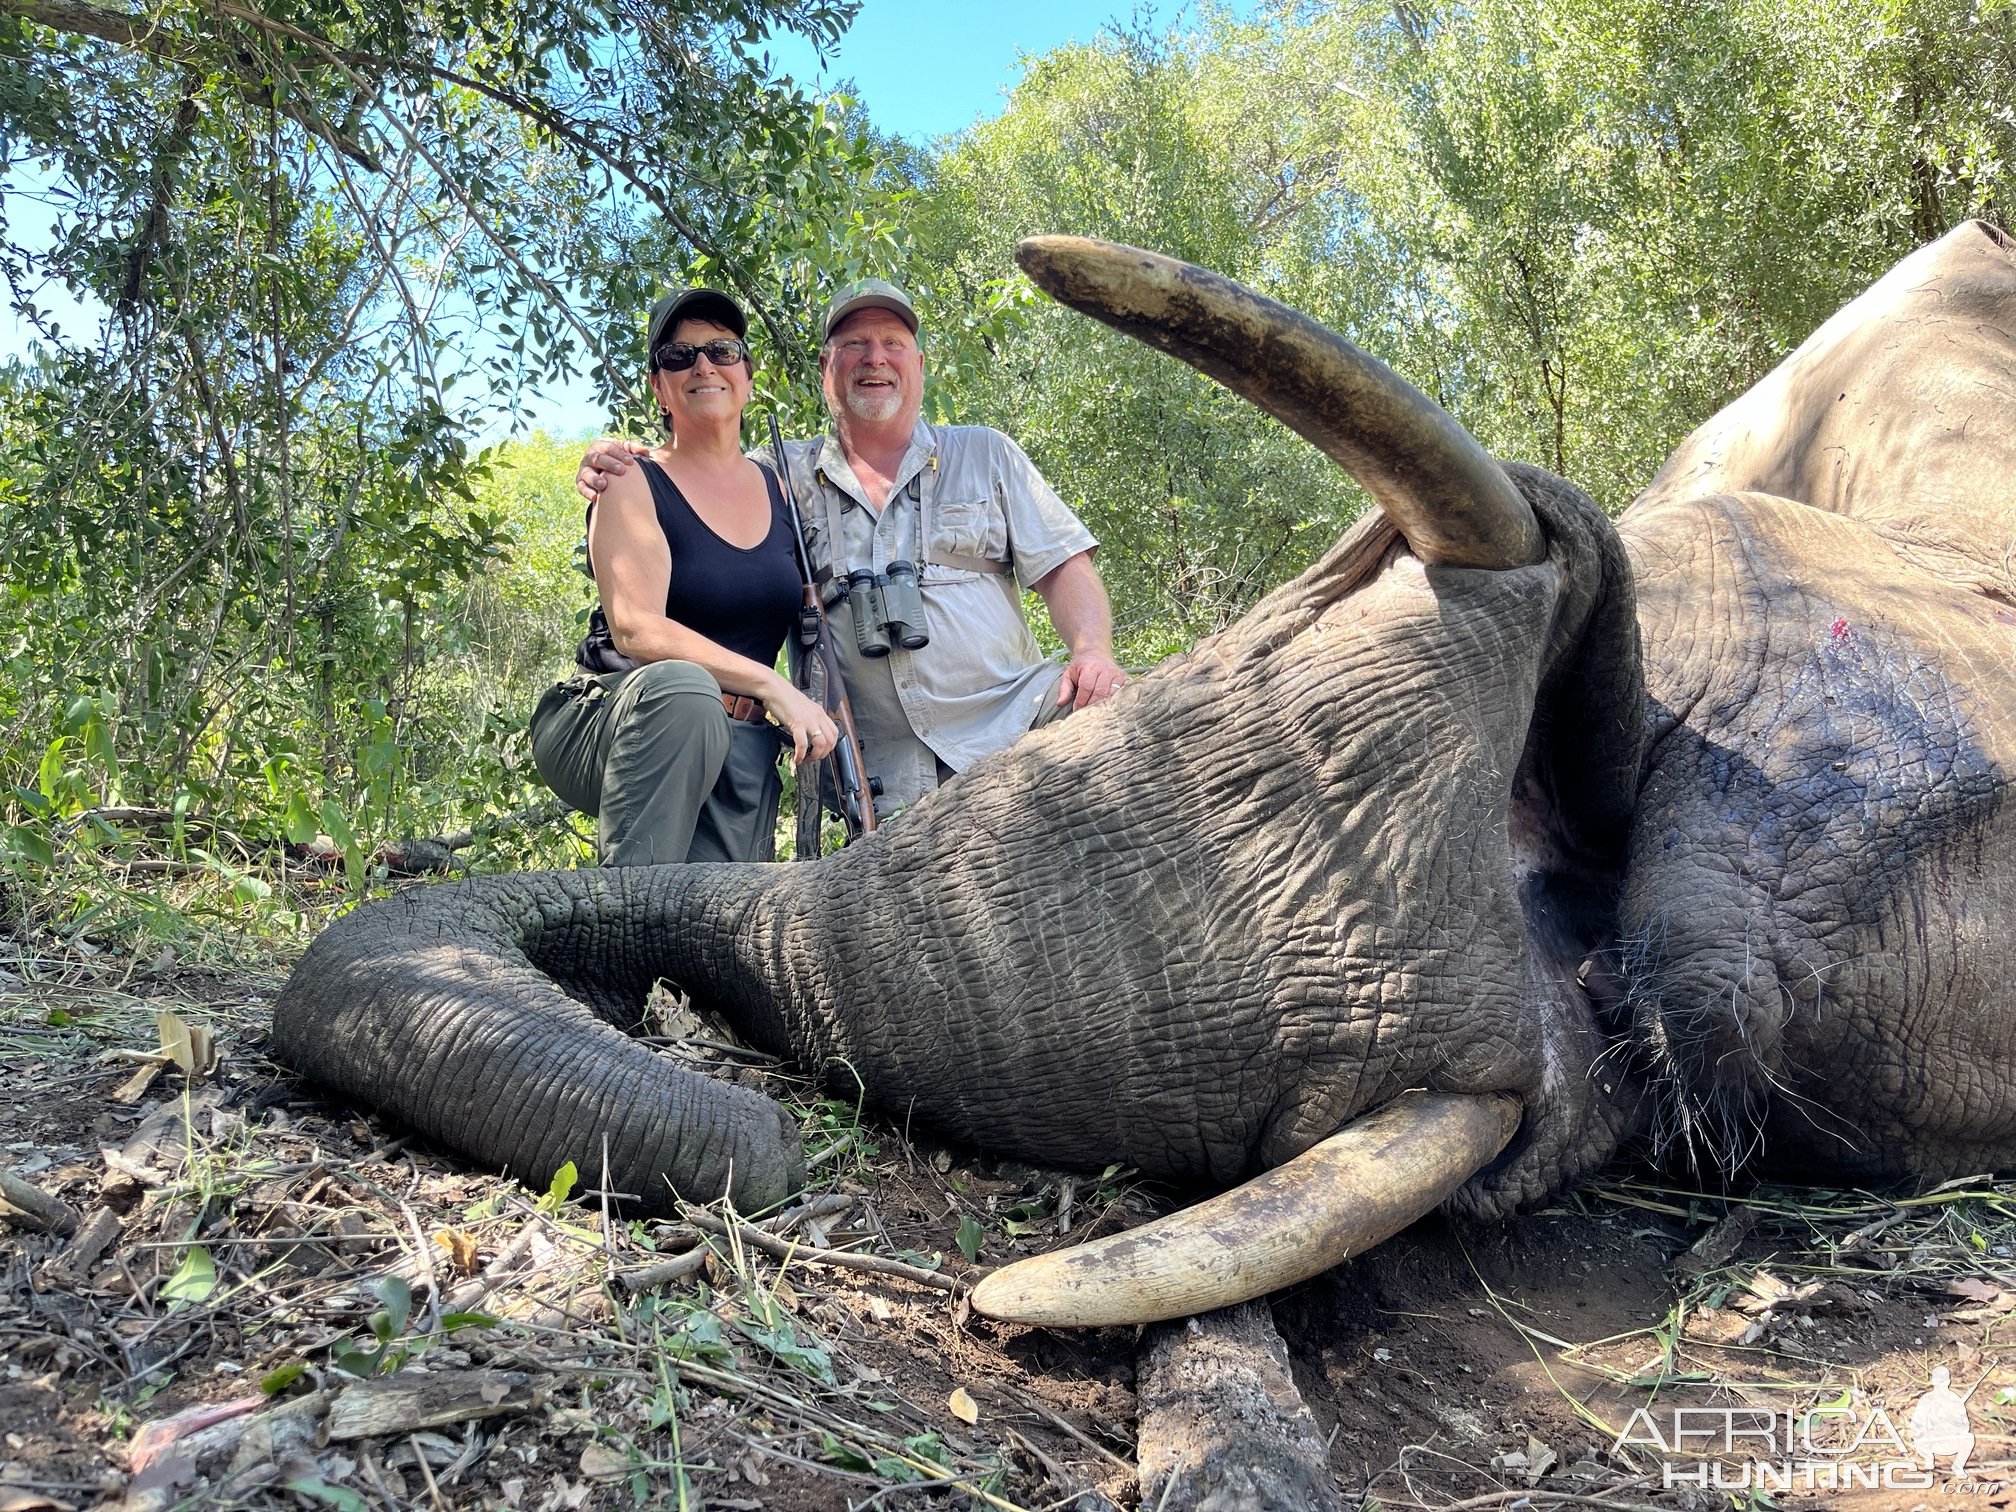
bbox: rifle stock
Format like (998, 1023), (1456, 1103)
(770, 414), (877, 851)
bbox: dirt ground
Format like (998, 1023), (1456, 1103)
(7, 927), (2016, 1512)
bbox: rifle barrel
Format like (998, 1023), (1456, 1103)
(768, 411), (876, 839)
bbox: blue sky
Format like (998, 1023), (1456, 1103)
(764, 0), (1145, 144)
(1, 0), (1223, 436)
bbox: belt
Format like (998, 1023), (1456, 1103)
(722, 693), (767, 724)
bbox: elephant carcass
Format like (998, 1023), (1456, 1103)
(1614, 217), (2016, 1182)
(271, 221), (2016, 1329)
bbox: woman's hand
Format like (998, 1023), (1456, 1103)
(768, 680), (840, 763)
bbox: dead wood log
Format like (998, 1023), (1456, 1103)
(40, 1206), (122, 1288)
(71, 798), (577, 879)
(0, 1168), (80, 1234)
(1136, 1302), (1343, 1512)
(324, 1369), (544, 1440)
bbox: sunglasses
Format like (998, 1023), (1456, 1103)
(653, 338), (749, 372)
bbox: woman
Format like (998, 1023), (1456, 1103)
(529, 287), (837, 865)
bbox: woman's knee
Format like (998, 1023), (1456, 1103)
(613, 659), (724, 718)
(603, 664), (730, 768)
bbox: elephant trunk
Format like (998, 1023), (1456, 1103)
(1015, 235), (1543, 571)
(270, 868), (805, 1215)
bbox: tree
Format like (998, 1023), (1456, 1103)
(1373, 0), (2014, 503)
(903, 14), (1388, 658)
(0, 0), (901, 912)
(900, 0), (2012, 669)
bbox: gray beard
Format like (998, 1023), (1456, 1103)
(843, 386), (903, 424)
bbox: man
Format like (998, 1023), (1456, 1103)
(578, 276), (1126, 819)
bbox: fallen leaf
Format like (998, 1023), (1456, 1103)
(111, 1059), (163, 1103)
(124, 1451), (197, 1499)
(1733, 1272), (1856, 1318)
(156, 1011), (194, 1074)
(1672, 1209), (1759, 1281)
(1738, 1269), (1794, 1309)
(479, 1379), (510, 1405)
(0, 1492), (77, 1511)
(947, 1387), (979, 1425)
(1946, 1277), (2011, 1306)
(432, 1228), (480, 1275)
(154, 1011), (218, 1080)
(1682, 1306), (1757, 1345)
(579, 1442), (629, 1479)
(1523, 1434), (1557, 1484)
(159, 1245), (218, 1308)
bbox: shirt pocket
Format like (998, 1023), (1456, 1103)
(928, 495), (1008, 569)
(800, 510), (831, 571)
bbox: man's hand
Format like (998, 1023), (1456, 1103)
(1033, 551), (1125, 711)
(575, 438), (652, 503)
(1056, 653), (1128, 710)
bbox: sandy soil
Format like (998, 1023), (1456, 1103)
(6, 933), (2016, 1511)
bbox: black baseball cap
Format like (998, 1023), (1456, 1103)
(647, 288), (748, 356)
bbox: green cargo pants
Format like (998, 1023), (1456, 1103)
(529, 661), (783, 866)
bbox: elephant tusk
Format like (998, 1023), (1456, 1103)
(969, 1091), (1521, 1328)
(1015, 235), (1543, 571)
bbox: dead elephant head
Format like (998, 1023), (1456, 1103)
(273, 220), (2016, 1327)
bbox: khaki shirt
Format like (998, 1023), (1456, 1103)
(761, 422), (1096, 815)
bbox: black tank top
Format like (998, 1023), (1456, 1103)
(576, 459), (801, 673)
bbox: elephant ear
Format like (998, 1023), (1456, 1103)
(1015, 235), (1543, 571)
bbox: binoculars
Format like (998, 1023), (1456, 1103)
(846, 562), (929, 658)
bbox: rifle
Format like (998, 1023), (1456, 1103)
(768, 413), (878, 852)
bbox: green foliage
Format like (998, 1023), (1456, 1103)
(818, 1428), (952, 1483)
(331, 1274), (415, 1378)
(899, 0), (2011, 656)
(903, 16), (1369, 659)
(159, 1242), (218, 1308)
(734, 1289), (837, 1383)
(321, 1273), (495, 1379)
(1377, 0), (2015, 502)
(5, 0), (2011, 946)
(953, 1213), (985, 1264)
(259, 1359), (308, 1395)
(537, 1159), (580, 1214)
(0, 423), (599, 941)
(0, 0), (900, 937)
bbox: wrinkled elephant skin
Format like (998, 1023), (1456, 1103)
(272, 221), (2016, 1317)
(1618, 220), (2016, 1181)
